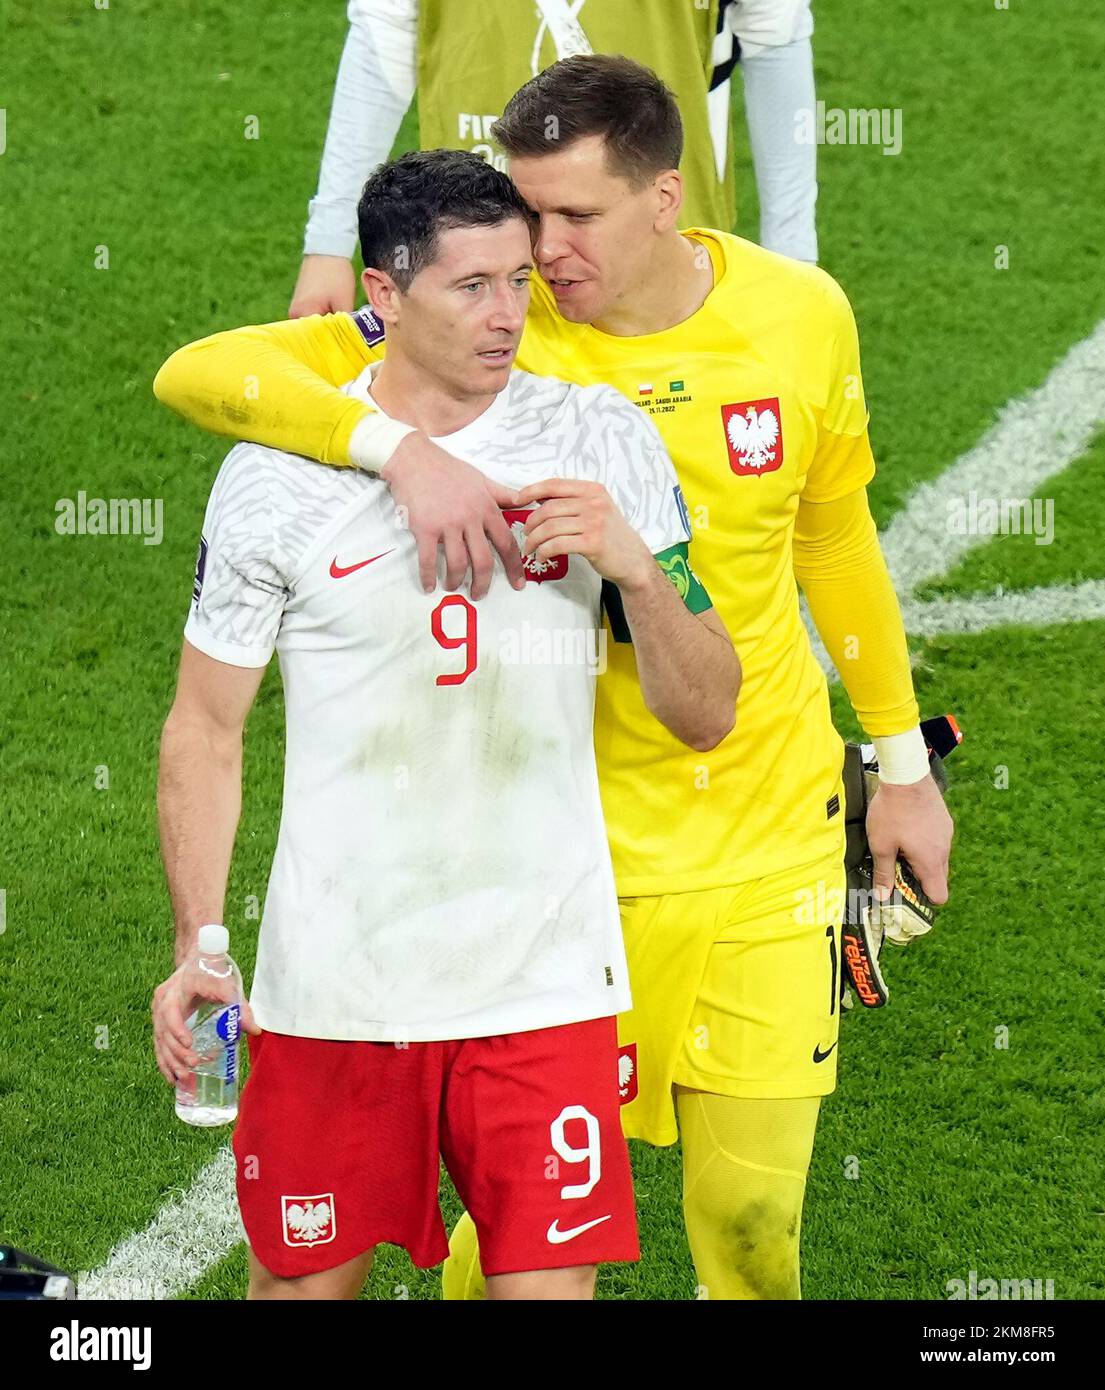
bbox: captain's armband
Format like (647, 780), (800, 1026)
(654, 542), (712, 614)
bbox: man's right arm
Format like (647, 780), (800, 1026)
(153, 312), (376, 467)
(292, 0), (419, 316)
(158, 643), (266, 968)
(152, 451), (291, 1084)
(153, 642), (266, 1084)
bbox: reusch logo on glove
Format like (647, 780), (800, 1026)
(841, 929), (884, 1008)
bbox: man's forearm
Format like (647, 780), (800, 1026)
(619, 563), (739, 752)
(304, 0), (418, 258)
(157, 717), (243, 966)
(152, 315), (372, 466)
(794, 489), (919, 737)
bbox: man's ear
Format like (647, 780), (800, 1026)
(653, 168), (684, 233)
(362, 266), (402, 325)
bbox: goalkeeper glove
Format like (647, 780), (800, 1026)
(841, 714), (961, 1009)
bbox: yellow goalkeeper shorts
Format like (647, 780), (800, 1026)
(616, 841), (847, 1146)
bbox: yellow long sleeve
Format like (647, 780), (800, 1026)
(153, 313), (376, 467)
(792, 486), (919, 738)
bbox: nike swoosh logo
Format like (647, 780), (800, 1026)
(329, 549), (394, 579)
(546, 1214), (612, 1245)
(812, 1042), (838, 1064)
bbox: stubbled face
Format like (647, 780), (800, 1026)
(509, 134), (675, 324)
(375, 218), (533, 397)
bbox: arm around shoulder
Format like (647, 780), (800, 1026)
(153, 313), (374, 466)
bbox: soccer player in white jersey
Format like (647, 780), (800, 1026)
(151, 150), (739, 1301)
(290, 0), (818, 316)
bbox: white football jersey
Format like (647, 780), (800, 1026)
(185, 364), (692, 1042)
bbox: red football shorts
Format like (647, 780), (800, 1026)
(232, 1015), (638, 1279)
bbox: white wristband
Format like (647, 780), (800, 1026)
(348, 410), (418, 475)
(872, 726), (930, 785)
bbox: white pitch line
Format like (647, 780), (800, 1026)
(900, 580), (1105, 637)
(77, 1145), (240, 1301)
(807, 318), (1105, 677)
(880, 318), (1105, 594)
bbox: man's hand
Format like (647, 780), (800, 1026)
(382, 434), (526, 598)
(151, 959), (261, 1087)
(866, 773), (954, 908)
(514, 478), (654, 590)
(289, 254), (357, 318)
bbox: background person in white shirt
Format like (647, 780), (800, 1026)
(290, 0), (819, 316)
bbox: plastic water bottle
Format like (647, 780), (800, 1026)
(175, 923), (244, 1127)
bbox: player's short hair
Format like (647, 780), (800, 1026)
(357, 149), (536, 291)
(491, 55), (684, 188)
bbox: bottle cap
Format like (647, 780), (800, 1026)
(198, 923), (229, 955)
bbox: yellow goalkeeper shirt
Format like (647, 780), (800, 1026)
(521, 232), (879, 892)
(155, 231), (918, 894)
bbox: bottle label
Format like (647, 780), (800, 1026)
(217, 1003), (241, 1046)
(219, 1005), (240, 1084)
(187, 1003), (241, 1088)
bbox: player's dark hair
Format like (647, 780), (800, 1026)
(491, 55), (684, 187)
(357, 149), (536, 291)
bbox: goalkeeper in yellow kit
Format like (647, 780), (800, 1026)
(153, 56), (954, 1299)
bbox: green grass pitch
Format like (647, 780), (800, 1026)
(1, 0), (1103, 1300)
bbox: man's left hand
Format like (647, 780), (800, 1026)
(866, 773), (954, 908)
(514, 478), (654, 591)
